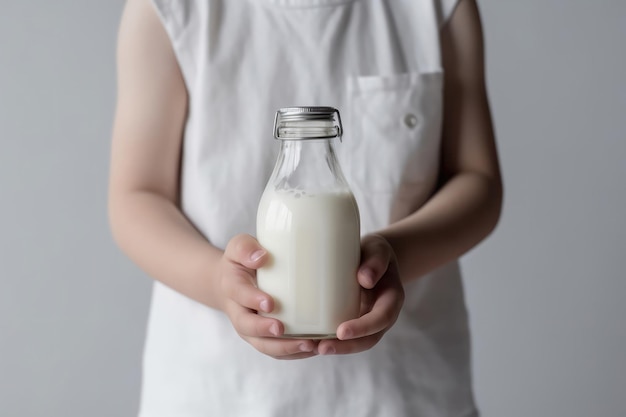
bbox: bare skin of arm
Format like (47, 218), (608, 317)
(109, 0), (500, 358)
(318, 0), (502, 354)
(377, 0), (503, 280)
(110, 0), (324, 359)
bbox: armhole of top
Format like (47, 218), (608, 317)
(151, 0), (180, 42)
(150, 0), (194, 88)
(438, 0), (461, 28)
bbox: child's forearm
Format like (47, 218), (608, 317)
(379, 0), (503, 283)
(377, 171), (502, 282)
(109, 190), (225, 310)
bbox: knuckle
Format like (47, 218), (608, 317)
(254, 319), (267, 337)
(225, 234), (240, 253)
(366, 234), (389, 251)
(280, 343), (293, 357)
(372, 332), (384, 347)
(221, 278), (235, 299)
(231, 310), (247, 333)
(383, 309), (396, 326)
(249, 337), (265, 353)
(364, 334), (383, 352)
(373, 260), (389, 277)
(363, 253), (391, 274)
(222, 274), (244, 301)
(287, 341), (304, 356)
(223, 302), (236, 324)
(381, 302), (399, 325)
(227, 233), (249, 256)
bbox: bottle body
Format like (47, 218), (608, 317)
(256, 187), (360, 337)
(256, 107), (361, 338)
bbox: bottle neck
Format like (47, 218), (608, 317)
(271, 138), (348, 193)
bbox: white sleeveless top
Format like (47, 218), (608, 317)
(141, 1), (478, 416)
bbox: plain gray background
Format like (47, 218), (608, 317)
(1, 0), (624, 416)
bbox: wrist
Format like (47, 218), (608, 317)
(191, 246), (227, 311)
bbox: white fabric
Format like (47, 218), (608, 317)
(140, 0), (477, 416)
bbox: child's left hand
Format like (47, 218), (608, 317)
(317, 234), (405, 355)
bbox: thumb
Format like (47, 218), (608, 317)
(358, 234), (393, 289)
(225, 234), (268, 270)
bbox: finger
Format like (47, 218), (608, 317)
(317, 333), (382, 356)
(245, 336), (318, 360)
(336, 283), (403, 340)
(223, 269), (275, 313)
(359, 287), (376, 316)
(226, 302), (284, 337)
(358, 235), (393, 289)
(225, 233), (268, 269)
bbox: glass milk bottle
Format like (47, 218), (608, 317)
(256, 107), (361, 339)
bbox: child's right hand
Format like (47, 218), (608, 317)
(217, 234), (318, 360)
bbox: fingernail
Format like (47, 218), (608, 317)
(299, 343), (313, 353)
(269, 323), (280, 336)
(322, 346), (336, 355)
(259, 299), (270, 313)
(251, 250), (266, 262)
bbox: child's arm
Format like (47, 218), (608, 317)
(378, 0), (503, 280)
(380, 0), (503, 280)
(317, 0), (502, 355)
(108, 0), (316, 359)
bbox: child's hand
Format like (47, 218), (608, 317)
(317, 234), (405, 355)
(218, 234), (318, 360)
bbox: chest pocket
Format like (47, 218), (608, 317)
(347, 71), (444, 195)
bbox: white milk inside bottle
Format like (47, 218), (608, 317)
(256, 107), (361, 338)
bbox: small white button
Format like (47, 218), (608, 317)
(404, 113), (418, 129)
